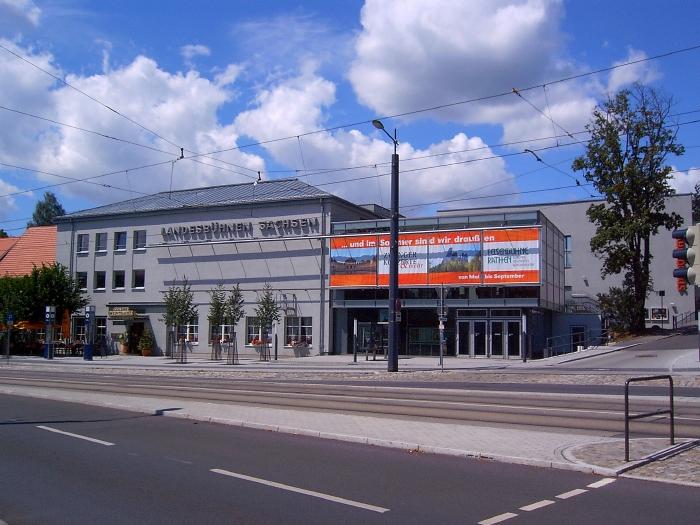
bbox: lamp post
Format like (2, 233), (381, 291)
(372, 119), (399, 372)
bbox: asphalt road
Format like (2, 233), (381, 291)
(0, 395), (697, 525)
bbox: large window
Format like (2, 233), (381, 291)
(564, 235), (572, 268)
(285, 316), (312, 346)
(246, 316), (260, 344)
(75, 271), (88, 291)
(209, 324), (235, 343)
(133, 230), (147, 250)
(114, 231), (127, 251)
(177, 318), (199, 344)
(76, 234), (89, 253)
(132, 269), (145, 289)
(95, 232), (107, 252)
(94, 271), (106, 290)
(113, 270), (125, 289)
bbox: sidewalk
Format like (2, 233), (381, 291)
(1, 340), (641, 372)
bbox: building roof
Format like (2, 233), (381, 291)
(0, 226), (56, 276)
(57, 178), (336, 220)
(0, 237), (18, 261)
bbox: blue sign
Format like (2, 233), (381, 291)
(7, 313), (13, 323)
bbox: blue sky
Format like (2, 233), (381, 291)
(0, 0), (699, 235)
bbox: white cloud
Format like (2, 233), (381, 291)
(606, 48), (659, 94)
(670, 166), (700, 194)
(180, 44), (211, 68)
(235, 69), (516, 213)
(0, 42), (263, 206)
(0, 0), (41, 27)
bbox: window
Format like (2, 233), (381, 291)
(177, 317), (199, 344)
(564, 235), (572, 268)
(209, 324), (235, 343)
(95, 232), (107, 252)
(133, 230), (147, 250)
(113, 270), (125, 289)
(94, 271), (106, 290)
(95, 318), (107, 339)
(76, 271), (88, 290)
(132, 269), (145, 289)
(76, 234), (89, 253)
(114, 231), (127, 251)
(285, 316), (313, 346)
(74, 317), (87, 341)
(246, 316), (262, 344)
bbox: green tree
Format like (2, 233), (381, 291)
(692, 182), (700, 223)
(0, 229), (8, 238)
(161, 278), (197, 359)
(0, 263), (88, 324)
(207, 284), (227, 359)
(225, 284), (246, 330)
(27, 191), (66, 227)
(254, 283), (279, 360)
(572, 84), (684, 333)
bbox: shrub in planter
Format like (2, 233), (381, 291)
(138, 328), (154, 357)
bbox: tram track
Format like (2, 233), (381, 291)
(1, 371), (699, 437)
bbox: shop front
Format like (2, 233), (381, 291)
(330, 212), (564, 358)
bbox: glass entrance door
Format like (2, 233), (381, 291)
(507, 321), (521, 358)
(473, 321), (487, 357)
(490, 321), (504, 357)
(457, 321), (470, 357)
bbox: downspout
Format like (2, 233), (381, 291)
(68, 218), (75, 275)
(319, 198), (327, 355)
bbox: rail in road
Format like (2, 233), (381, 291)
(1, 371), (699, 437)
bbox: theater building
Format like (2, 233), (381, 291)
(55, 179), (694, 359)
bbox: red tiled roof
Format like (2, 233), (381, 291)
(0, 226), (57, 276)
(0, 237), (18, 260)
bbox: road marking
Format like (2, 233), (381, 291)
(478, 512), (518, 525)
(587, 478), (616, 489)
(210, 468), (389, 514)
(36, 425), (114, 446)
(519, 499), (555, 511)
(556, 488), (588, 499)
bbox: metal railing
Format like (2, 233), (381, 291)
(624, 375), (675, 462)
(544, 328), (609, 357)
(673, 311), (697, 330)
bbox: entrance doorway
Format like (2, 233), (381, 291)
(357, 322), (388, 359)
(457, 319), (521, 358)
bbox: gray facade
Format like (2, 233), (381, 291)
(56, 179), (381, 357)
(55, 181), (694, 360)
(439, 194), (696, 337)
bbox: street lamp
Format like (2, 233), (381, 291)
(372, 119), (399, 372)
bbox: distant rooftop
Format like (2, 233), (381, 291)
(0, 226), (56, 276)
(57, 178), (335, 220)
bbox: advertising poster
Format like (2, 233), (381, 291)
(482, 228), (540, 284)
(378, 233), (429, 286)
(426, 230), (481, 285)
(329, 235), (378, 287)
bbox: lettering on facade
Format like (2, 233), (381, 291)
(258, 217), (320, 236)
(161, 221), (254, 241)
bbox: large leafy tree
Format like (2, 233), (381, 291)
(0, 263), (88, 323)
(27, 191), (66, 227)
(572, 84), (684, 333)
(207, 284), (227, 358)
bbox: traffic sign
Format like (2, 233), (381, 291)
(6, 313), (13, 323)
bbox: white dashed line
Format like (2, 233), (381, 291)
(211, 468), (389, 513)
(587, 478), (616, 489)
(36, 425), (114, 446)
(556, 488), (588, 499)
(478, 512), (518, 525)
(519, 499), (555, 511)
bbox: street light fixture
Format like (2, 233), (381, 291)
(372, 119), (399, 372)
